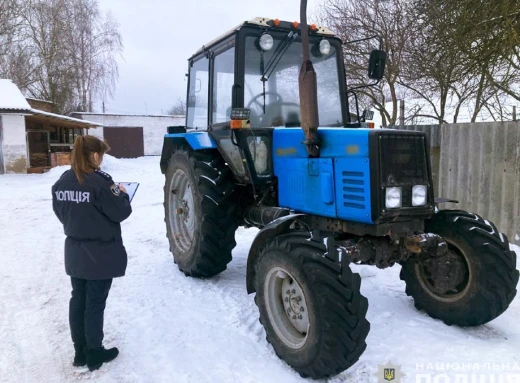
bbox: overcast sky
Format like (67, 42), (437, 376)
(97, 0), (321, 115)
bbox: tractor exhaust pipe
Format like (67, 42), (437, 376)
(299, 0), (320, 157)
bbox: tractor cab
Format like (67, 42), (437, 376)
(177, 17), (382, 185)
(185, 17), (349, 132)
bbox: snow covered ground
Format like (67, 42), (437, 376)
(1, 155), (519, 383)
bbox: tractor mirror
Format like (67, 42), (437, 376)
(368, 50), (387, 80)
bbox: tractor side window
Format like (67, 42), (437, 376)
(187, 57), (209, 129)
(314, 50), (342, 126)
(212, 47), (235, 124)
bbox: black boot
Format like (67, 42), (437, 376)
(73, 344), (86, 367)
(86, 346), (119, 371)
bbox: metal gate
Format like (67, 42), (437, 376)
(103, 127), (144, 158)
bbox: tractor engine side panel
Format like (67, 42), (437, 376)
(275, 157), (337, 218)
(273, 128), (373, 224)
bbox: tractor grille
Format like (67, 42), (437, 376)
(342, 171), (366, 210)
(369, 130), (434, 223)
(379, 134), (428, 189)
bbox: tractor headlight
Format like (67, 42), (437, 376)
(259, 33), (274, 51)
(319, 39), (331, 55)
(412, 185), (427, 206)
(385, 187), (402, 209)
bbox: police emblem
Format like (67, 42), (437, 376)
(110, 183), (120, 196)
(384, 368), (395, 381)
(374, 362), (405, 383)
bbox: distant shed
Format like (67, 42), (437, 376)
(70, 112), (185, 158)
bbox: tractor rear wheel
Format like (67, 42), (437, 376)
(254, 232), (370, 379)
(400, 210), (519, 326)
(164, 149), (238, 277)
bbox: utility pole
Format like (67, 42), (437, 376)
(513, 106), (517, 121)
(102, 101), (105, 114)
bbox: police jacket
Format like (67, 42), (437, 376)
(52, 169), (132, 280)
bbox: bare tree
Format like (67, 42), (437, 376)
(410, 0), (520, 121)
(319, 0), (520, 125)
(3, 0), (123, 114)
(319, 0), (413, 126)
(19, 0), (75, 113)
(167, 97), (187, 116)
(0, 0), (30, 84)
(64, 0), (122, 112)
(0, 0), (22, 57)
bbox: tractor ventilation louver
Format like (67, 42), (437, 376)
(342, 171), (366, 210)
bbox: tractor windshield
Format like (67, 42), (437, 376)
(244, 34), (343, 128)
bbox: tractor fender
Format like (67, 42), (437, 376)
(160, 132), (218, 174)
(246, 213), (308, 294)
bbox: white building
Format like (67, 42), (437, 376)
(0, 79), (99, 174)
(70, 113), (185, 158)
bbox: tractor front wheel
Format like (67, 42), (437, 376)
(254, 232), (370, 379)
(164, 149), (238, 277)
(400, 210), (519, 326)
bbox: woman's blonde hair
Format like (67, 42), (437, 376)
(71, 135), (110, 184)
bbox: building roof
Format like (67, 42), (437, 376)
(0, 80), (100, 128)
(0, 79), (31, 112)
(29, 109), (101, 128)
(25, 97), (54, 105)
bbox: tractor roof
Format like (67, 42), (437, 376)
(192, 17), (336, 57)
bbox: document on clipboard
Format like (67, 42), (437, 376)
(117, 182), (140, 202)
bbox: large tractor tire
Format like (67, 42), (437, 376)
(164, 149), (238, 277)
(400, 209), (519, 326)
(254, 232), (370, 379)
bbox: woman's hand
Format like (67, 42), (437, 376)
(118, 184), (127, 193)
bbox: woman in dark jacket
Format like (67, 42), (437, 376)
(52, 135), (132, 371)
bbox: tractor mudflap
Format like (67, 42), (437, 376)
(246, 214), (307, 294)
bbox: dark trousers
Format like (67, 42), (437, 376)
(69, 277), (113, 349)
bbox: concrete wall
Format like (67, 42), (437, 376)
(0, 114), (28, 173)
(393, 122), (520, 245)
(73, 114), (185, 156)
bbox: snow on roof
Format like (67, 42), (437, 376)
(0, 79), (31, 111)
(30, 109), (101, 127)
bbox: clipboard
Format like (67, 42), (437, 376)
(117, 182), (140, 202)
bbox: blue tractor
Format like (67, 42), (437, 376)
(160, 6), (519, 380)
